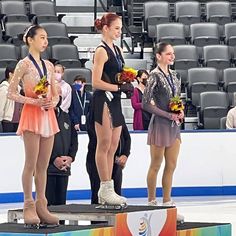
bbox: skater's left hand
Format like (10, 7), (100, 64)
(116, 155), (128, 169)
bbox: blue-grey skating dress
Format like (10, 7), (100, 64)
(142, 67), (182, 147)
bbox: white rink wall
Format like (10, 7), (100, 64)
(1, 131), (236, 201)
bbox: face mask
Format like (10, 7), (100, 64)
(55, 73), (62, 82)
(141, 79), (147, 86)
(73, 83), (82, 91)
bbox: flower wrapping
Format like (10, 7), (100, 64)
(34, 76), (50, 111)
(169, 96), (184, 126)
(34, 76), (49, 98)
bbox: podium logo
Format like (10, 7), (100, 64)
(127, 209), (167, 236)
(139, 214), (151, 236)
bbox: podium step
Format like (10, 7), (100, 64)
(0, 222), (114, 235)
(8, 204), (177, 236)
(177, 222), (231, 236)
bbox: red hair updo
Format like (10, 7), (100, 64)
(94, 13), (121, 31)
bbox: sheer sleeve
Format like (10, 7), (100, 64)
(7, 60), (38, 105)
(142, 72), (171, 120)
(174, 70), (182, 96)
(47, 61), (59, 107)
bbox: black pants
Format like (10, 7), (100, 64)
(2, 121), (18, 132)
(86, 150), (123, 204)
(46, 175), (69, 206)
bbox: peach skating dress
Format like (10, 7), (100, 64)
(8, 57), (59, 137)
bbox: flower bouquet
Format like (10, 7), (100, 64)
(116, 67), (137, 84)
(116, 67), (137, 98)
(169, 96), (184, 126)
(34, 76), (50, 110)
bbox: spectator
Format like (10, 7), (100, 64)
(0, 67), (22, 132)
(46, 101), (78, 208)
(54, 63), (72, 113)
(70, 75), (92, 131)
(226, 107), (236, 129)
(131, 70), (151, 130)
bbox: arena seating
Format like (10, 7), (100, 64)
(0, 0), (236, 129)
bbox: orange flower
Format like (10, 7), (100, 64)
(116, 67), (137, 84)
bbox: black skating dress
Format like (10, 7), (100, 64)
(92, 41), (125, 127)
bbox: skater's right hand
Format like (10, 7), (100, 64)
(36, 97), (47, 107)
(36, 97), (54, 110)
(170, 113), (179, 121)
(118, 83), (134, 93)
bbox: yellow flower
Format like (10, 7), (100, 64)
(123, 67), (138, 76)
(169, 96), (184, 112)
(34, 76), (49, 95)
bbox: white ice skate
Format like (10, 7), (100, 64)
(147, 199), (158, 206)
(96, 180), (127, 210)
(162, 200), (184, 224)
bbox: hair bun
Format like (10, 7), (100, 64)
(94, 18), (103, 31)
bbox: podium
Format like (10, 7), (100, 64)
(7, 204), (232, 236)
(8, 204), (177, 236)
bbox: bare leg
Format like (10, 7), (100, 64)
(147, 145), (165, 202)
(162, 139), (180, 203)
(95, 104), (125, 205)
(107, 127), (122, 178)
(95, 104), (121, 181)
(22, 131), (41, 201)
(34, 135), (59, 225)
(35, 136), (54, 199)
(22, 131), (41, 225)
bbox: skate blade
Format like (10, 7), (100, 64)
(39, 223), (59, 229)
(177, 220), (184, 225)
(24, 223), (40, 229)
(95, 203), (127, 210)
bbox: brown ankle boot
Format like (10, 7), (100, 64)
(36, 199), (59, 225)
(23, 200), (40, 225)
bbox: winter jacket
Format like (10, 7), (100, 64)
(0, 81), (21, 122)
(47, 108), (78, 176)
(69, 88), (92, 131)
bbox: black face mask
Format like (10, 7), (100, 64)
(141, 79), (148, 86)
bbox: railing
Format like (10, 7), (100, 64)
(93, 0), (135, 53)
(94, 0), (109, 22)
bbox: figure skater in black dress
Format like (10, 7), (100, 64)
(92, 13), (133, 207)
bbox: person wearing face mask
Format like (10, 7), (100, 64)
(54, 63), (72, 113)
(131, 70), (151, 130)
(69, 75), (92, 131)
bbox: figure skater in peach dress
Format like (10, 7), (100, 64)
(8, 25), (60, 228)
